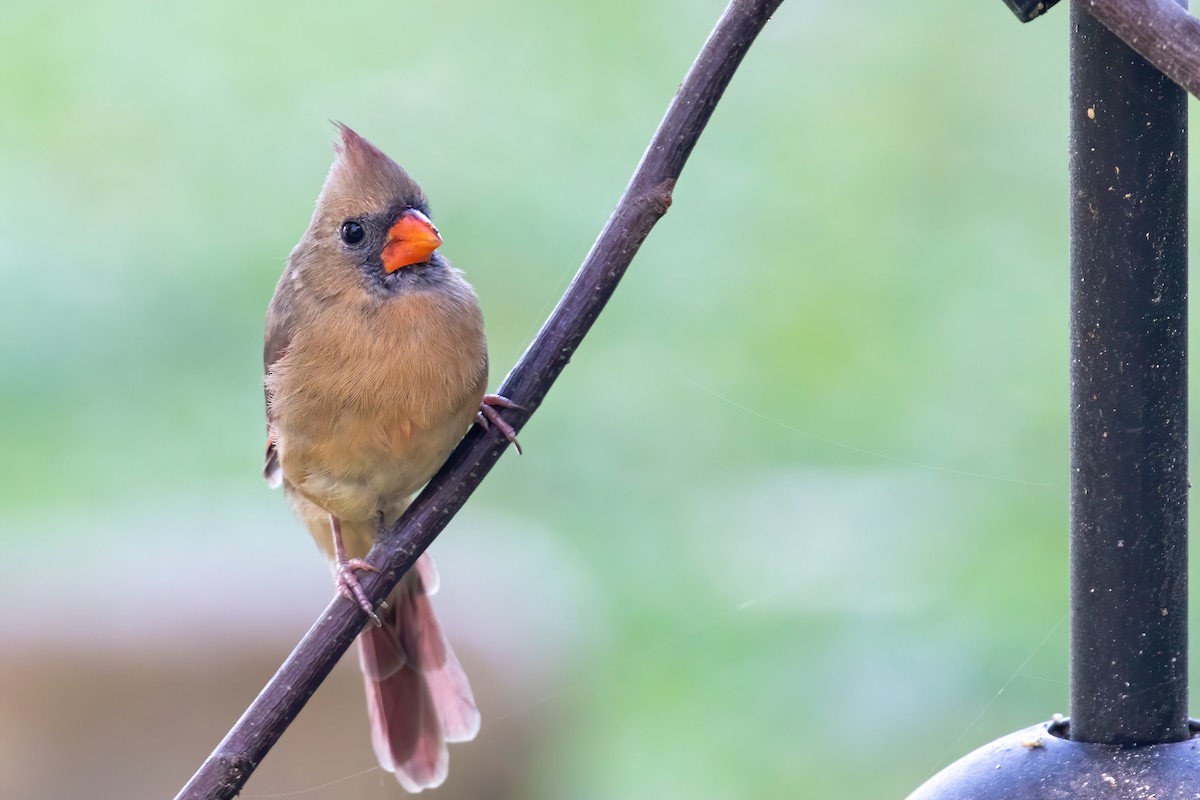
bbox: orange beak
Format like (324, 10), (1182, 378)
(381, 209), (443, 273)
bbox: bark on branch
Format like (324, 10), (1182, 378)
(1080, 0), (1200, 99)
(175, 0), (785, 797)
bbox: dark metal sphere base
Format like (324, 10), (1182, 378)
(908, 719), (1200, 799)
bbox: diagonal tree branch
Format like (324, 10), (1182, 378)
(175, 0), (785, 797)
(1079, 0), (1200, 98)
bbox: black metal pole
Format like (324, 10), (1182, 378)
(1069, 0), (1189, 746)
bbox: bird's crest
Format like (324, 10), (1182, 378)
(319, 123), (425, 214)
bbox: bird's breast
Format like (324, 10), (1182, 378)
(269, 286), (487, 521)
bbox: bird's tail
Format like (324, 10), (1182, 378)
(357, 554), (480, 793)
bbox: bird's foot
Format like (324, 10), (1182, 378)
(335, 558), (383, 627)
(477, 393), (524, 454)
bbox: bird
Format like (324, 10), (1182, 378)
(262, 123), (518, 792)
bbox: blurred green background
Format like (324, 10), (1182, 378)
(2, 0), (1194, 798)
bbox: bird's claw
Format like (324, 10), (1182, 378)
(335, 558), (383, 626)
(477, 393), (523, 454)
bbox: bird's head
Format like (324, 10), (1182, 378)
(294, 123), (446, 298)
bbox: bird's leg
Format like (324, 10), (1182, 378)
(330, 514), (382, 627)
(476, 394), (523, 454)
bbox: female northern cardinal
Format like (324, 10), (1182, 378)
(263, 124), (517, 792)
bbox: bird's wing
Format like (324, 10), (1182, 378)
(262, 295), (294, 489)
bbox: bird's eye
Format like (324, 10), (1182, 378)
(339, 220), (365, 245)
